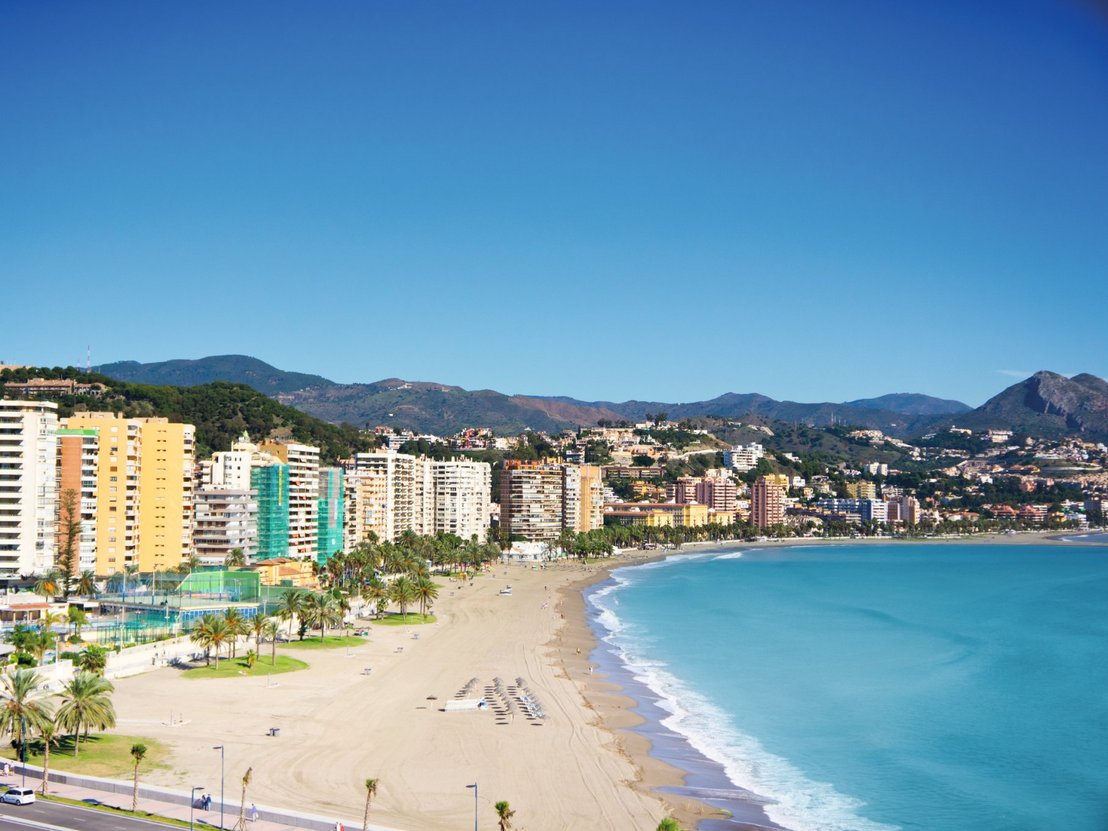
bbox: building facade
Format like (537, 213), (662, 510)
(260, 441), (320, 558)
(751, 474), (788, 529)
(0, 400), (58, 578)
(56, 426), (99, 574)
(317, 466), (345, 564)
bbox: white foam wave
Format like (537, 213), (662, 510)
(589, 579), (899, 831)
(713, 550), (748, 561)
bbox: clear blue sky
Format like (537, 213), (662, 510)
(2, 1), (1106, 406)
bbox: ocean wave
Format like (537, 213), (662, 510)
(589, 581), (899, 831)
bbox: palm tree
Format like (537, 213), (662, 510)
(252, 614), (270, 653)
(657, 818), (682, 831)
(38, 717), (62, 796)
(0, 670), (53, 757)
(494, 800), (515, 831)
(67, 606), (89, 640)
(56, 672), (116, 756)
(75, 570), (98, 597)
(190, 614), (231, 666)
(236, 766), (253, 830)
(224, 547), (247, 569)
(362, 778), (379, 831)
(363, 578), (388, 620)
(33, 572), (61, 602)
(130, 743), (147, 811)
(301, 593), (340, 641)
(276, 588), (305, 637)
(76, 644), (108, 676)
(414, 577), (439, 617)
(223, 608), (248, 659)
(262, 619), (281, 666)
(388, 576), (418, 622)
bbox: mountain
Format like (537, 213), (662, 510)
(843, 393), (971, 416)
(93, 356), (1103, 440)
(97, 355), (333, 395)
(928, 371), (1108, 441)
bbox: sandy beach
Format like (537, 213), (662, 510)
(109, 557), (679, 831)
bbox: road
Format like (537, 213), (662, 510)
(0, 799), (208, 831)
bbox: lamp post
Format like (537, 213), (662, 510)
(465, 782), (477, 831)
(190, 785), (206, 831)
(20, 716), (26, 787)
(212, 745), (225, 830)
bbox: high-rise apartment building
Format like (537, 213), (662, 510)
(251, 464), (290, 560)
(56, 426), (100, 574)
(0, 400), (58, 578)
(431, 459), (492, 541)
(260, 441), (320, 558)
(343, 452), (491, 546)
(193, 489), (258, 565)
(723, 443), (765, 472)
(667, 473), (738, 513)
(317, 467), (345, 564)
(751, 474), (788, 529)
(62, 413), (195, 574)
(499, 462), (603, 541)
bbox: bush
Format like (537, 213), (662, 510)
(59, 651), (79, 661)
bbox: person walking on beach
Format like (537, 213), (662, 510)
(250, 803), (259, 822)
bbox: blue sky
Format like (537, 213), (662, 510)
(2, 1), (1106, 406)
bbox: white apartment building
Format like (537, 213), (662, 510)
(431, 459), (492, 541)
(344, 451), (491, 545)
(193, 489), (258, 565)
(0, 400), (58, 577)
(724, 442), (765, 472)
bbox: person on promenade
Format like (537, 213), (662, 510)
(250, 803), (259, 822)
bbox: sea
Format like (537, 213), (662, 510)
(586, 540), (1108, 831)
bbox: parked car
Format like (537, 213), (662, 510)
(2, 788), (35, 805)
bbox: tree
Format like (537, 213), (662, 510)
(0, 670), (53, 760)
(224, 547), (246, 569)
(388, 576), (418, 622)
(252, 614), (270, 653)
(262, 619), (281, 666)
(223, 608), (249, 659)
(414, 577), (439, 617)
(190, 614), (231, 666)
(657, 819), (683, 831)
(301, 593), (340, 641)
(235, 766), (253, 830)
(494, 800), (515, 831)
(276, 588), (305, 637)
(130, 742), (147, 811)
(76, 644), (109, 676)
(67, 606), (88, 640)
(56, 489), (81, 596)
(56, 672), (116, 756)
(33, 572), (62, 602)
(38, 717), (61, 795)
(75, 570), (98, 597)
(362, 778), (379, 831)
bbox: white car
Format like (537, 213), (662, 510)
(1, 787), (35, 805)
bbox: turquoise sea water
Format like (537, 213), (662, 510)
(588, 543), (1108, 831)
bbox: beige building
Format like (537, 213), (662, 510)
(751, 475), (788, 529)
(62, 413), (195, 574)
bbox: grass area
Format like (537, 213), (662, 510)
(183, 654), (307, 678)
(1, 734), (169, 779)
(43, 794), (192, 829)
(373, 613), (436, 626)
(281, 634), (366, 649)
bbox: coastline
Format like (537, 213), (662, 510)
(564, 529), (1107, 831)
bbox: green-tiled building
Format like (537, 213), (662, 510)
(316, 466), (345, 564)
(251, 463), (289, 560)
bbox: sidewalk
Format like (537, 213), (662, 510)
(7, 764), (394, 831)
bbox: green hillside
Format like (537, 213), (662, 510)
(0, 366), (377, 462)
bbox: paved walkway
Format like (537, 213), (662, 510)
(3, 768), (384, 831)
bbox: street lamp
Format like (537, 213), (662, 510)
(190, 785), (206, 831)
(465, 782), (477, 831)
(212, 745), (225, 830)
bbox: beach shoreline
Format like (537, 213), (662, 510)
(564, 528), (1104, 831)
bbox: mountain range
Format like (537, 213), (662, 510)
(95, 356), (1108, 441)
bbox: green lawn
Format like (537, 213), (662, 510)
(2, 734), (168, 779)
(281, 634), (366, 649)
(373, 613), (436, 626)
(183, 654), (307, 678)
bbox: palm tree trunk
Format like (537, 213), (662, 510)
(41, 742), (50, 796)
(132, 764), (139, 812)
(271, 637), (277, 666)
(74, 725), (81, 757)
(363, 792), (371, 831)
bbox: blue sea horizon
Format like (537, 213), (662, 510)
(587, 541), (1108, 831)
